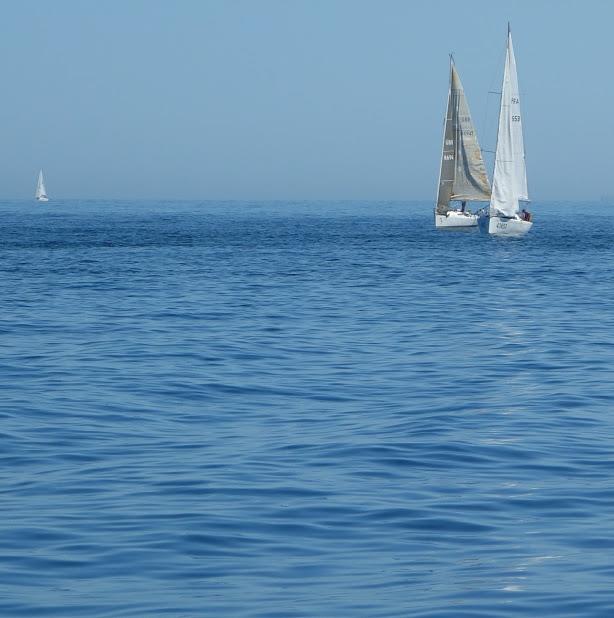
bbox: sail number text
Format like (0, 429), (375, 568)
(512, 115), (521, 122)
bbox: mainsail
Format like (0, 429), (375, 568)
(490, 28), (528, 217)
(36, 170), (47, 199)
(436, 60), (491, 215)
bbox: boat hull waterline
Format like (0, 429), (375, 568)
(435, 211), (478, 228)
(478, 213), (532, 236)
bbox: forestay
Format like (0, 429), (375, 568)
(490, 30), (528, 217)
(436, 61), (491, 215)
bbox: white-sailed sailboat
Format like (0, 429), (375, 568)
(478, 26), (532, 236)
(35, 169), (49, 202)
(435, 57), (491, 228)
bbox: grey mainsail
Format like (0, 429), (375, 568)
(436, 60), (491, 215)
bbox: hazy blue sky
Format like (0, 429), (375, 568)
(0, 0), (611, 199)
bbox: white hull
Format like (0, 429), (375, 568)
(478, 213), (532, 236)
(36, 196), (49, 202)
(435, 211), (478, 229)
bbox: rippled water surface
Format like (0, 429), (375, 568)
(2, 199), (614, 617)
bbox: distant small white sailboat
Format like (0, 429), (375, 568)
(478, 26), (532, 236)
(35, 169), (49, 202)
(435, 57), (491, 228)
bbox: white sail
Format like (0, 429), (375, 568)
(490, 28), (528, 217)
(436, 60), (491, 215)
(36, 170), (48, 200)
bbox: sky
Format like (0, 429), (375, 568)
(0, 0), (611, 200)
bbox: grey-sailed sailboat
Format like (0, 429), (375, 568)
(478, 26), (532, 235)
(435, 57), (491, 228)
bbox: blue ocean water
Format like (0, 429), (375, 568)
(1, 199), (614, 617)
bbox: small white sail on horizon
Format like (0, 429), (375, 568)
(435, 58), (491, 228)
(36, 169), (49, 202)
(479, 26), (532, 235)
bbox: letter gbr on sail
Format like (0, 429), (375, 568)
(436, 60), (491, 216)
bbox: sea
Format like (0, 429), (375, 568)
(2, 199), (614, 617)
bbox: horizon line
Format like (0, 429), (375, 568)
(0, 197), (603, 203)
